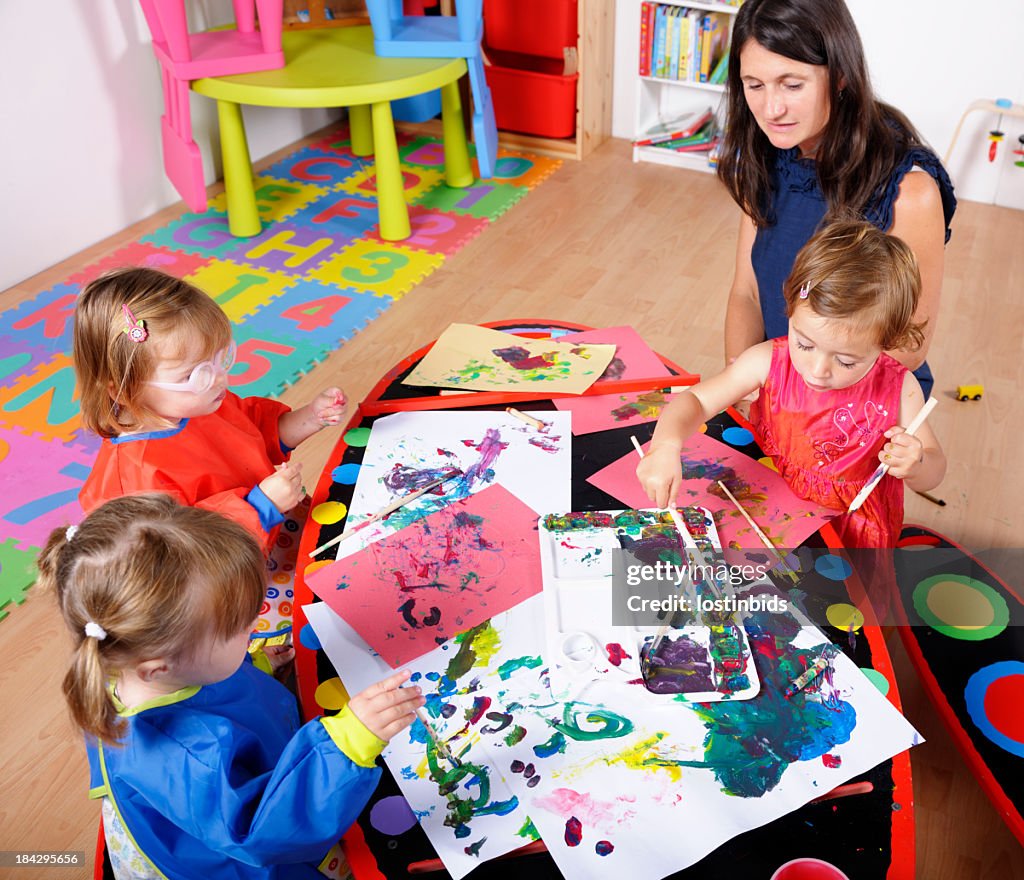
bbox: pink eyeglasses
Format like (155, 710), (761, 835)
(147, 341), (237, 394)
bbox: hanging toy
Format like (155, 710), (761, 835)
(988, 128), (1005, 162)
(1014, 134), (1024, 169)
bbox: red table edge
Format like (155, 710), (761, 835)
(292, 321), (914, 877)
(891, 529), (1024, 845)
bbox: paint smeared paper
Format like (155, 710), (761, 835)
(403, 323), (616, 394)
(306, 484), (543, 666)
(586, 432), (833, 570)
(551, 326), (694, 435)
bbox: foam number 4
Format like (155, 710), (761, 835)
(229, 339), (296, 386)
(341, 250), (409, 285)
(279, 294), (351, 332)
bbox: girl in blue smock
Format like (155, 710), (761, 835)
(40, 494), (423, 880)
(716, 0), (956, 398)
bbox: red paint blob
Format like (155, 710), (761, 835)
(984, 673), (1024, 743)
(605, 643), (632, 667)
(564, 816), (583, 847)
(595, 840), (614, 856)
(821, 754), (842, 769)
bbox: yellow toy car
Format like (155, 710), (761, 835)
(956, 384), (984, 401)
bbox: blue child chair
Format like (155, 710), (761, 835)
(363, 0), (498, 178)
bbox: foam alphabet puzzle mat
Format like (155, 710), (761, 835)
(0, 124), (560, 619)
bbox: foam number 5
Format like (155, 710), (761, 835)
(341, 250), (410, 285)
(229, 339), (296, 386)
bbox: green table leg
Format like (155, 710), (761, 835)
(370, 100), (410, 241)
(216, 100), (262, 237)
(441, 80), (474, 189)
(349, 105), (373, 156)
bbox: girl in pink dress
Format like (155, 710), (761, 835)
(637, 221), (946, 551)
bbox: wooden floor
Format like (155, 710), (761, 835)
(2, 133), (1022, 878)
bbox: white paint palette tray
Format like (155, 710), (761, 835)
(538, 508), (760, 703)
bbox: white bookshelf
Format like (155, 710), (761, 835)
(631, 0), (741, 173)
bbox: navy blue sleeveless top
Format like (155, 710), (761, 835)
(750, 146), (956, 398)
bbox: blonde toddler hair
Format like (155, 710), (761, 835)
(73, 268), (232, 438)
(783, 220), (926, 352)
(37, 495), (265, 742)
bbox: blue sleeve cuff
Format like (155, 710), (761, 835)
(280, 441), (294, 455)
(246, 485), (286, 532)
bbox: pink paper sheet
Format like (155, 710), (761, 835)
(553, 326), (690, 435)
(586, 432), (834, 566)
(305, 484), (542, 667)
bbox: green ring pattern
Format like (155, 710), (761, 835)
(912, 573), (1009, 641)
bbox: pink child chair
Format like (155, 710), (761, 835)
(137, 0), (286, 212)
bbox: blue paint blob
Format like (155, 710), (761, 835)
(722, 427), (754, 447)
(595, 840), (614, 856)
(297, 623), (321, 650)
(331, 462), (361, 484)
(815, 554), (853, 581)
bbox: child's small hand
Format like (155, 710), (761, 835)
(880, 426), (924, 480)
(636, 443), (682, 509)
(312, 387), (348, 428)
(263, 643), (295, 671)
(348, 669), (423, 742)
(259, 461), (305, 512)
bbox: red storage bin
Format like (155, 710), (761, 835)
(483, 0), (578, 60)
(484, 48), (578, 139)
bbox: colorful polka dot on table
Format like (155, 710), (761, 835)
(315, 677), (350, 711)
(859, 667), (890, 696)
(698, 423), (708, 433)
(825, 603), (864, 632)
(964, 661), (1024, 758)
(722, 427), (754, 447)
(758, 456), (778, 472)
(815, 554), (853, 581)
(343, 427), (372, 447)
(912, 574), (1009, 641)
(331, 462), (361, 484)
(369, 795), (418, 835)
(298, 623), (321, 651)
(304, 559), (333, 578)
(311, 501), (348, 525)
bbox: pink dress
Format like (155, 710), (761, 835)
(750, 337), (907, 549)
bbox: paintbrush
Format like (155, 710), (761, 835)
(308, 469), (461, 558)
(415, 706), (462, 767)
(848, 397), (937, 513)
(716, 479), (799, 583)
(505, 407), (545, 430)
(783, 656), (830, 698)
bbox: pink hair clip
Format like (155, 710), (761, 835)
(798, 282), (811, 300)
(122, 304), (149, 343)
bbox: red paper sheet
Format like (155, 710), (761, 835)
(586, 432), (834, 567)
(553, 326), (687, 435)
(305, 484), (542, 666)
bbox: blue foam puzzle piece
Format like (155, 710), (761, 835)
(0, 284), (80, 354)
(263, 147), (363, 187)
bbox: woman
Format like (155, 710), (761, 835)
(716, 0), (956, 397)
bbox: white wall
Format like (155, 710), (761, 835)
(613, 0), (1024, 209)
(0, 0), (340, 291)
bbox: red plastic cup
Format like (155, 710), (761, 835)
(770, 858), (851, 880)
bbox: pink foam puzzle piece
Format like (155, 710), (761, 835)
(0, 427), (91, 551)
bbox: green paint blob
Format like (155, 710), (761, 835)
(497, 655), (543, 680)
(446, 621), (502, 680)
(550, 704), (635, 741)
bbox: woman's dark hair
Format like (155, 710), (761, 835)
(717, 0), (928, 227)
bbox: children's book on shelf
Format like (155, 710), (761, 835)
(638, 1), (656, 76)
(634, 105), (713, 146)
(699, 12), (731, 83)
